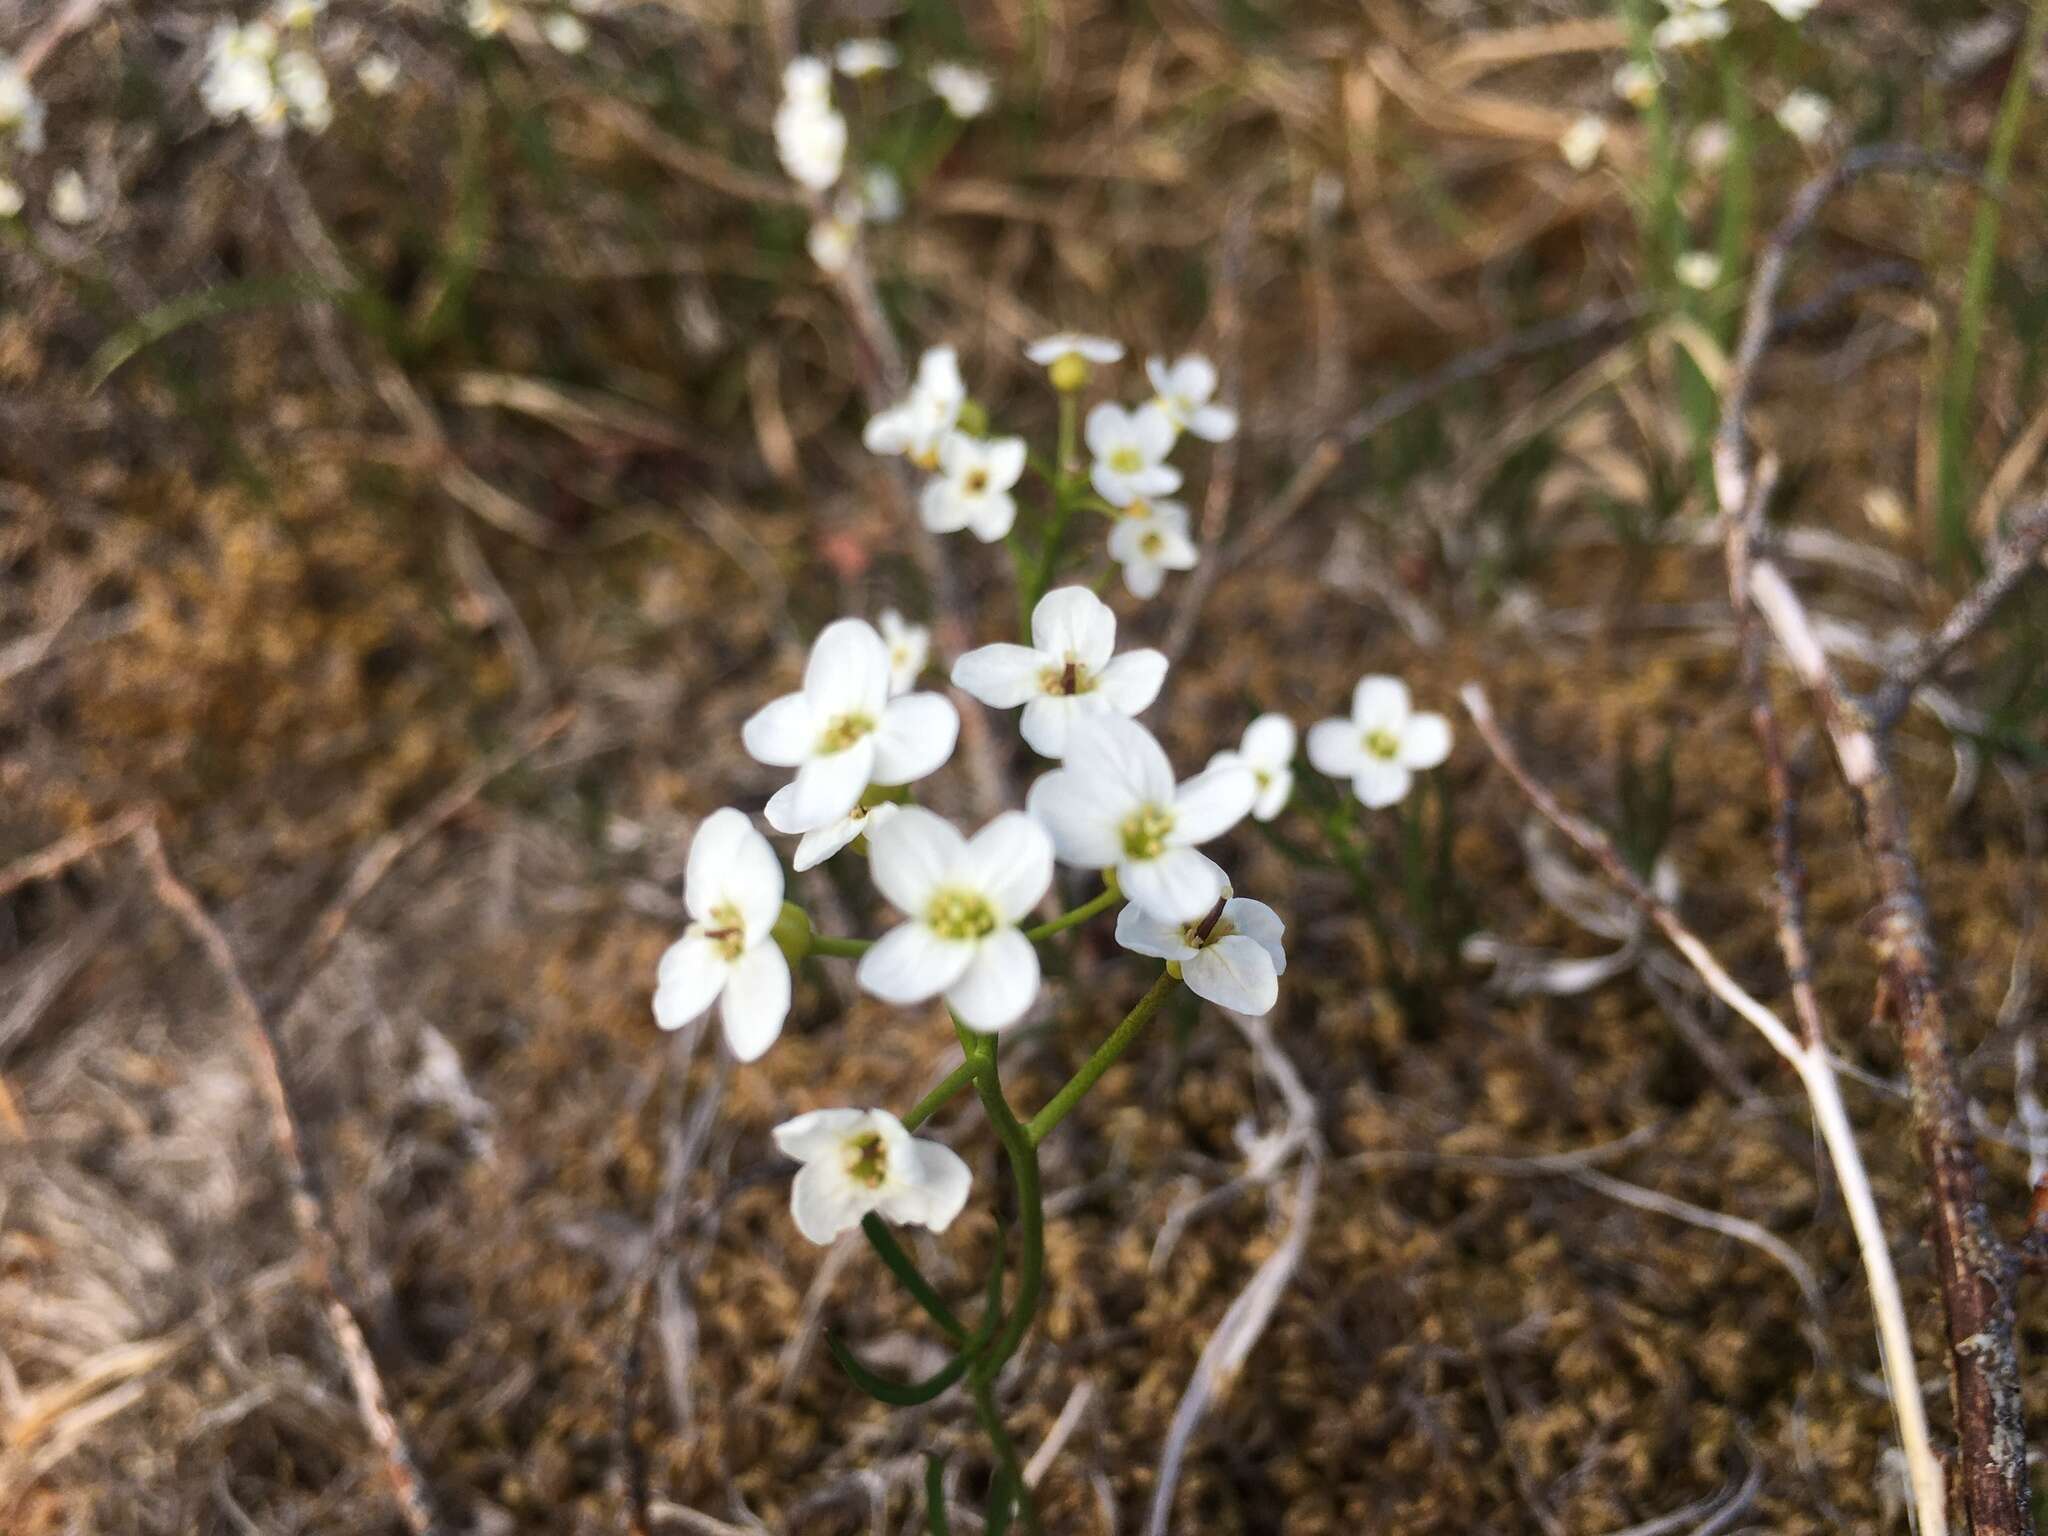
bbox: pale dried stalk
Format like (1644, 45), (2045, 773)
(1460, 685), (1945, 1536)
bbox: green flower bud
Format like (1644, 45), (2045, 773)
(1047, 353), (1090, 393)
(955, 397), (990, 436)
(772, 901), (814, 966)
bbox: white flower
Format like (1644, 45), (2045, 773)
(1776, 89), (1832, 145)
(806, 205), (858, 273)
(928, 61), (992, 118)
(1145, 354), (1237, 443)
(1762, 0), (1818, 18)
(275, 50), (332, 134)
(1611, 60), (1659, 107)
(1116, 892), (1286, 1015)
(953, 587), (1168, 759)
(793, 798), (900, 874)
(743, 617), (959, 834)
(542, 11), (590, 52)
(857, 808), (1052, 1031)
(0, 54), (46, 153)
(49, 169), (93, 226)
(834, 39), (899, 78)
(863, 344), (965, 470)
(879, 609), (929, 695)
(466, 0), (511, 38)
(357, 53), (400, 95)
(653, 809), (792, 1061)
(1675, 250), (1722, 290)
(1026, 332), (1124, 368)
(0, 177), (21, 218)
(775, 93), (847, 191)
(202, 22), (280, 123)
(783, 55), (832, 103)
(773, 1107), (971, 1245)
(270, 0), (326, 28)
(1026, 715), (1257, 923)
(920, 431), (1027, 542)
(1559, 114), (1608, 171)
(1207, 714), (1295, 823)
(1086, 401), (1181, 508)
(1306, 676), (1452, 809)
(1652, 7), (1730, 47)
(1107, 499), (1197, 600)
(1688, 120), (1732, 170)
(858, 164), (903, 222)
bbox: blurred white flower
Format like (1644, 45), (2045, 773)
(863, 344), (965, 469)
(743, 617), (959, 834)
(1208, 714), (1296, 823)
(857, 808), (1052, 1032)
(653, 809), (791, 1061)
(49, 168), (94, 225)
(775, 92), (847, 191)
(928, 61), (992, 118)
(0, 54), (46, 153)
(1688, 120), (1732, 170)
(1559, 114), (1608, 171)
(270, 0), (326, 27)
(1776, 89), (1832, 145)
(783, 55), (832, 103)
(858, 164), (903, 223)
(794, 798), (899, 874)
(542, 11), (590, 52)
(1611, 60), (1659, 107)
(356, 53), (400, 96)
(879, 609), (929, 695)
(202, 21), (280, 123)
(1027, 331), (1122, 392)
(0, 177), (21, 218)
(920, 431), (1026, 542)
(1146, 354), (1237, 442)
(1116, 892), (1287, 1015)
(1653, 6), (1730, 47)
(1086, 401), (1181, 507)
(952, 586), (1168, 759)
(274, 50), (332, 134)
(466, 0), (512, 38)
(806, 201), (859, 273)
(1307, 675), (1452, 809)
(1763, 0), (1818, 17)
(773, 1107), (971, 1245)
(1026, 715), (1256, 922)
(1676, 250), (1722, 290)
(1107, 498), (1197, 600)
(834, 39), (899, 78)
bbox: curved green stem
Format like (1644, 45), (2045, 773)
(828, 1233), (1007, 1405)
(1024, 875), (1120, 943)
(810, 934), (872, 958)
(972, 1376), (1035, 1536)
(1024, 970), (1178, 1148)
(861, 1215), (966, 1342)
(903, 1058), (977, 1130)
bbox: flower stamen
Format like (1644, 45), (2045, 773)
(843, 1131), (890, 1188)
(1119, 804), (1175, 861)
(817, 711), (876, 754)
(926, 888), (999, 941)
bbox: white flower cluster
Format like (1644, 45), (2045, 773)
(0, 52), (45, 219)
(467, 0), (607, 55)
(201, 0), (333, 136)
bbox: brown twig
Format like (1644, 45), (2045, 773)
(132, 826), (444, 1536)
(0, 806), (154, 902)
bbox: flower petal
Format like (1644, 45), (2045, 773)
(1183, 934), (1278, 1015)
(764, 738), (875, 833)
(1399, 712), (1452, 770)
(685, 807), (758, 922)
(1120, 845), (1225, 924)
(920, 477), (968, 533)
(1144, 356), (1173, 398)
(952, 643), (1050, 709)
(1096, 649), (1168, 715)
(1351, 758), (1413, 809)
(1133, 402), (1178, 460)
(1024, 767), (1130, 868)
(740, 692), (818, 768)
(870, 692), (958, 784)
(653, 934), (727, 1030)
(789, 1159), (870, 1244)
(1171, 764), (1257, 845)
(867, 806), (965, 913)
(793, 813), (865, 873)
(877, 1138), (973, 1233)
(1187, 403), (1238, 442)
(857, 920), (976, 1004)
(962, 812), (1053, 923)
(964, 490), (1017, 542)
(720, 942), (791, 1061)
(1305, 717), (1365, 777)
(1019, 693), (1097, 758)
(1114, 901), (1193, 961)
(984, 436), (1027, 491)
(1242, 713), (1297, 769)
(1031, 586), (1117, 668)
(945, 927), (1040, 1032)
(804, 618), (891, 718)
(1083, 401), (1128, 461)
(1120, 557), (1165, 599)
(725, 820), (787, 944)
(1066, 714), (1177, 807)
(1253, 766), (1294, 822)
(1351, 674), (1411, 732)
(1221, 897), (1287, 975)
(773, 1107), (871, 1161)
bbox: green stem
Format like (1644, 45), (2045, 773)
(925, 1456), (951, 1536)
(1024, 875), (1120, 942)
(1024, 971), (1178, 1147)
(971, 1376), (1037, 1536)
(809, 935), (873, 958)
(861, 1215), (967, 1342)
(903, 1058), (977, 1130)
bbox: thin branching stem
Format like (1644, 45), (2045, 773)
(1024, 971), (1178, 1147)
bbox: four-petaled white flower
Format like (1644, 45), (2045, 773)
(653, 809), (792, 1060)
(1107, 499), (1198, 600)
(863, 345), (966, 470)
(0, 178), (22, 219)
(1026, 715), (1256, 922)
(1086, 401), (1181, 508)
(806, 202), (858, 273)
(773, 1107), (972, 1245)
(1675, 250), (1722, 291)
(774, 59), (847, 191)
(1208, 714), (1295, 823)
(1688, 120), (1732, 170)
(859, 164), (903, 223)
(1652, 5), (1729, 48)
(1559, 114), (1608, 171)
(1146, 355), (1237, 443)
(1611, 60), (1658, 107)
(542, 12), (590, 52)
(1116, 891), (1287, 1015)
(953, 587), (1168, 758)
(49, 168), (94, 225)
(1776, 89), (1832, 146)
(857, 808), (1052, 1031)
(928, 61), (993, 118)
(879, 609), (929, 696)
(1307, 675), (1452, 809)
(357, 53), (400, 96)
(743, 618), (959, 834)
(834, 39), (898, 78)
(794, 798), (899, 874)
(921, 431), (1027, 542)
(0, 55), (43, 154)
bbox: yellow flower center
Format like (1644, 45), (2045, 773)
(964, 468), (989, 494)
(843, 1131), (890, 1189)
(926, 888), (998, 941)
(1119, 805), (1175, 861)
(1364, 728), (1400, 760)
(703, 900), (746, 962)
(1109, 446), (1144, 474)
(1039, 658), (1095, 697)
(817, 711), (876, 754)
(1140, 531), (1165, 556)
